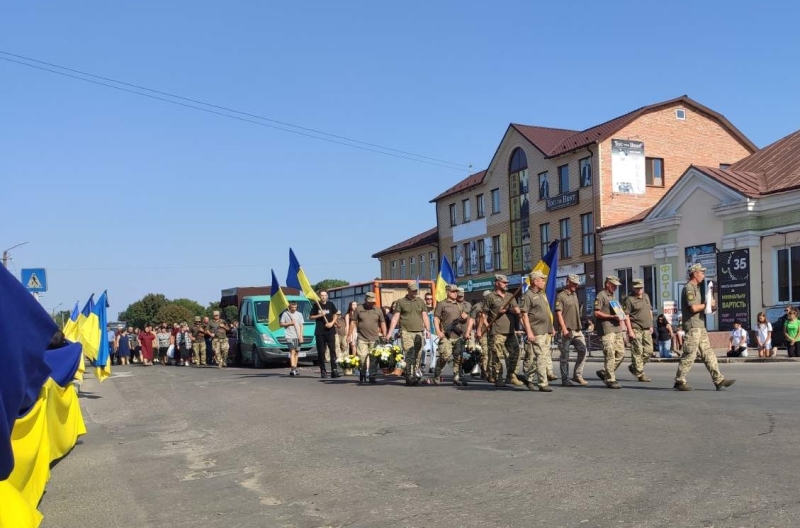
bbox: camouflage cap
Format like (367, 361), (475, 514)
(567, 274), (580, 284)
(447, 284), (459, 292)
(194, 316), (201, 322)
(457, 287), (465, 294)
(605, 275), (622, 286)
(688, 263), (707, 275)
(407, 282), (419, 291)
(365, 291), (376, 301)
(212, 310), (220, 315)
(495, 274), (509, 283)
(530, 270), (547, 280)
(632, 278), (645, 288)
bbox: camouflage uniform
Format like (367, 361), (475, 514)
(676, 280), (724, 385)
(208, 315), (230, 368)
(484, 283), (521, 387)
(469, 297), (491, 378)
(191, 319), (207, 366)
(623, 287), (654, 380)
(555, 286), (588, 382)
(519, 285), (553, 389)
(595, 282), (625, 385)
(433, 294), (467, 383)
(393, 292), (428, 385)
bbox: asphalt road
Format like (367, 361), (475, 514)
(40, 360), (800, 528)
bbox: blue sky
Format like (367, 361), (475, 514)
(2, 0), (798, 318)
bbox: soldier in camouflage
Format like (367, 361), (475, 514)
(386, 282), (431, 386)
(191, 316), (207, 366)
(208, 310), (230, 368)
(432, 284), (470, 386)
(479, 274), (524, 388)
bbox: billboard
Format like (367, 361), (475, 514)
(717, 249), (751, 331)
(611, 139), (645, 195)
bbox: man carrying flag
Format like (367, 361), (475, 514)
(267, 270), (298, 376)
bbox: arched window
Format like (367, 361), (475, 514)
(508, 148), (531, 272)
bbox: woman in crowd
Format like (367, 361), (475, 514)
(138, 324), (156, 366)
(673, 316), (685, 354)
(115, 327), (131, 365)
(175, 322), (193, 366)
(130, 327), (141, 364)
(784, 309), (799, 358)
(344, 301), (359, 356)
(655, 314), (674, 358)
(756, 311), (773, 358)
(156, 324), (173, 365)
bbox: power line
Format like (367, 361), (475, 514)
(0, 50), (471, 172)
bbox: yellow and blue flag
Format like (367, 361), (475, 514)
(77, 295), (100, 362)
(532, 240), (560, 312)
(286, 248), (320, 302)
(268, 270), (290, 332)
(435, 256), (456, 302)
(92, 292), (111, 382)
(62, 302), (79, 342)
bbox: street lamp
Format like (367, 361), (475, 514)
(2, 241), (30, 268)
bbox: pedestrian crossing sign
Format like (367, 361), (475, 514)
(20, 268), (47, 293)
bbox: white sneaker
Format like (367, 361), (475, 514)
(293, 369), (300, 377)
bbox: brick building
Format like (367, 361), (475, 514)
(431, 95), (756, 305)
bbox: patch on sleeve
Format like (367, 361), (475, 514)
(687, 291), (695, 301)
(594, 299), (601, 309)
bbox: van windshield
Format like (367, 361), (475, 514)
(254, 301), (312, 324)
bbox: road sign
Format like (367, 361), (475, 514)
(20, 268), (47, 293)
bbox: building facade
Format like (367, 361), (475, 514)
(372, 227), (439, 281)
(431, 96), (755, 306)
(599, 128), (800, 332)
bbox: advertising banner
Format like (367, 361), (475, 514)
(717, 249), (751, 330)
(611, 139), (645, 194)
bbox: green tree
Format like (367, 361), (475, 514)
(119, 293), (169, 329)
(156, 304), (195, 326)
(172, 298), (206, 318)
(205, 301), (221, 317)
(223, 305), (238, 322)
(53, 309), (72, 330)
(313, 279), (349, 291)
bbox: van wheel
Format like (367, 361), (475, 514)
(253, 346), (265, 369)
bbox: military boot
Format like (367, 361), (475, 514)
(508, 374), (524, 386)
(715, 379), (736, 391)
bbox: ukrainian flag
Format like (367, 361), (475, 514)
(435, 256), (456, 302)
(62, 302), (79, 342)
(77, 295), (99, 363)
(532, 240), (560, 312)
(286, 248), (319, 302)
(267, 270), (290, 332)
(92, 292), (111, 382)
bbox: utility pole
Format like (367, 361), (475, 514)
(2, 241), (30, 269)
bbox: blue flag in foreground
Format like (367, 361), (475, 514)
(92, 292), (111, 382)
(435, 256), (456, 302)
(286, 248), (320, 302)
(532, 240), (560, 313)
(268, 270), (290, 332)
(0, 264), (53, 479)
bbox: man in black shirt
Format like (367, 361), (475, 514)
(309, 291), (340, 378)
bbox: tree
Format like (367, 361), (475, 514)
(53, 310), (72, 330)
(172, 298), (206, 318)
(118, 293), (169, 329)
(156, 305), (195, 326)
(205, 301), (221, 317)
(223, 305), (238, 322)
(313, 279), (349, 291)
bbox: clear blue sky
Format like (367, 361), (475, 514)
(2, 0), (798, 318)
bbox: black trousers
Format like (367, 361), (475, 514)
(316, 332), (337, 371)
(788, 342), (800, 357)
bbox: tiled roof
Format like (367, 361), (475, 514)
(729, 128), (800, 193)
(372, 227), (438, 258)
(522, 95), (757, 159)
(509, 125), (577, 156)
(430, 170), (487, 203)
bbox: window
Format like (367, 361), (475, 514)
(419, 254), (426, 279)
(508, 148), (530, 273)
(491, 188), (501, 214)
(409, 256), (416, 279)
(581, 213), (594, 255)
(646, 157), (664, 187)
(676, 108), (686, 120)
(449, 203), (457, 226)
(476, 194), (485, 218)
(462, 199), (471, 222)
(390, 260), (397, 279)
(400, 258), (406, 279)
(492, 235), (501, 270)
(559, 218), (571, 259)
(478, 239), (486, 272)
(777, 246), (800, 303)
(464, 243), (471, 275)
(430, 251), (437, 280)
(719, 163), (731, 170)
(451, 246), (458, 276)
(558, 164), (569, 195)
(579, 157), (592, 187)
(538, 171), (549, 199)
(642, 265), (657, 309)
(540, 223), (550, 261)
(616, 268), (634, 299)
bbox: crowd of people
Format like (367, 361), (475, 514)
(106, 310), (238, 368)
